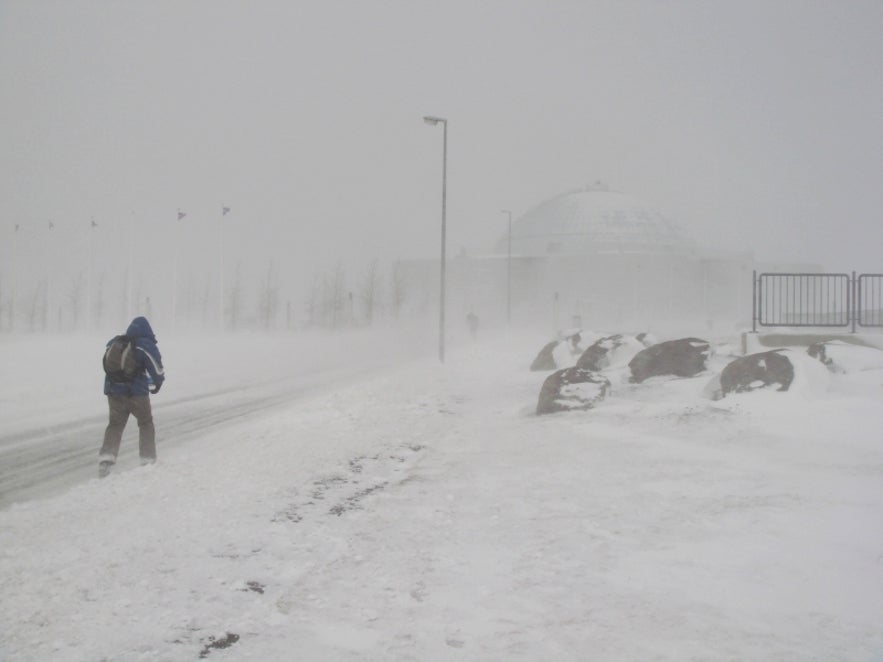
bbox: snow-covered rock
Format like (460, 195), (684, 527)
(576, 334), (648, 371)
(717, 349), (794, 396)
(530, 340), (559, 371)
(536, 367), (611, 415)
(807, 340), (883, 373)
(529, 329), (601, 371)
(628, 337), (710, 383)
(707, 348), (831, 400)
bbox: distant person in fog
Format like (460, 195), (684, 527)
(467, 311), (479, 340)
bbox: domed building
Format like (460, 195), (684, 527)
(500, 182), (695, 258)
(396, 183), (754, 335)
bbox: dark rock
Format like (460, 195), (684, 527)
(719, 349), (794, 395)
(577, 335), (622, 370)
(530, 340), (560, 371)
(564, 331), (584, 352)
(807, 342), (831, 367)
(628, 337), (710, 383)
(199, 633), (240, 658)
(537, 367), (611, 415)
(245, 581), (265, 594)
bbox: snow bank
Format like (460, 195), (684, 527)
(814, 340), (883, 373)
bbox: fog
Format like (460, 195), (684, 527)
(3, 6), (883, 653)
(1, 0), (881, 332)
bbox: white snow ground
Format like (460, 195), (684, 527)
(1, 329), (882, 661)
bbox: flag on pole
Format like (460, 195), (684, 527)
(222, 206), (231, 216)
(177, 210), (187, 221)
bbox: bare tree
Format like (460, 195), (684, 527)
(182, 277), (198, 326)
(67, 272), (86, 330)
(305, 274), (321, 328)
(305, 264), (358, 329)
(328, 263), (347, 329)
(198, 277), (211, 327)
(28, 281), (46, 332)
(228, 263), (243, 331)
(360, 260), (381, 326)
(132, 281), (144, 318)
(390, 262), (407, 320)
(258, 261), (279, 330)
(121, 267), (131, 321)
(93, 273), (105, 329)
(0, 275), (5, 332)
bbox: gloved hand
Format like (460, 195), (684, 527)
(151, 379), (163, 394)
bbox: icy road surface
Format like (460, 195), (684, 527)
(0, 330), (425, 509)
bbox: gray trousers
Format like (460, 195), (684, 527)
(99, 395), (156, 463)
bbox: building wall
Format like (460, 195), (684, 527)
(396, 251), (755, 335)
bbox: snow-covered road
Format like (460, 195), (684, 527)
(0, 329), (428, 508)
(0, 365), (372, 507)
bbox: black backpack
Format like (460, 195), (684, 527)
(103, 335), (138, 383)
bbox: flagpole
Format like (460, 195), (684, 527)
(127, 211), (136, 319)
(173, 210), (181, 330)
(172, 215), (176, 330)
(173, 208), (189, 330)
(219, 206), (228, 331)
(87, 217), (96, 330)
(11, 223), (19, 332)
(46, 220), (54, 332)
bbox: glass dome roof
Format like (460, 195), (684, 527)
(500, 183), (694, 256)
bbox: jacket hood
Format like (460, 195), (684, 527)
(126, 316), (157, 342)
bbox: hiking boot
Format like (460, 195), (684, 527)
(98, 461), (113, 479)
(140, 457), (156, 467)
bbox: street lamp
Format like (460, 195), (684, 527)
(502, 209), (512, 325)
(423, 115), (448, 363)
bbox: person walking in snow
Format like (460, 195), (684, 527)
(98, 316), (165, 478)
(467, 311), (479, 340)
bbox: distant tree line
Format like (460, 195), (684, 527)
(0, 259), (409, 333)
(304, 260), (407, 330)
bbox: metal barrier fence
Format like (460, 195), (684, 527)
(753, 271), (883, 332)
(857, 274), (883, 327)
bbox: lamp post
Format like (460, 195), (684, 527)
(423, 115), (448, 363)
(502, 209), (512, 325)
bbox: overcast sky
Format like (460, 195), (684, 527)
(2, 0), (882, 285)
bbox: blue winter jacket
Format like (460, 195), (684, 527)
(104, 316), (166, 396)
